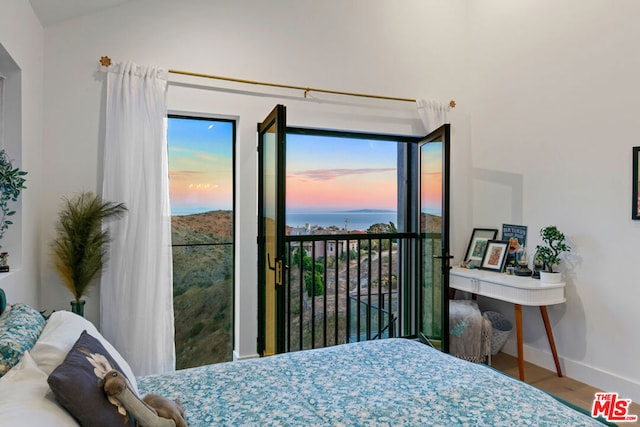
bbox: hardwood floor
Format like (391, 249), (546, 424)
(491, 352), (640, 426)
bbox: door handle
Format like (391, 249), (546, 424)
(267, 253), (285, 286)
(433, 254), (454, 270)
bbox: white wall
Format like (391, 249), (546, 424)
(0, 0), (44, 307)
(467, 0), (640, 401)
(36, 0), (640, 402)
(39, 0), (469, 358)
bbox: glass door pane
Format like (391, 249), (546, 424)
(418, 124), (450, 352)
(258, 105), (286, 356)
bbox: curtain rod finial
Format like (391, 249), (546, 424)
(449, 100), (456, 108)
(100, 56), (112, 67)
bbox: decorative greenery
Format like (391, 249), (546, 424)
(0, 149), (27, 242)
(535, 225), (571, 273)
(51, 192), (127, 302)
(305, 269), (324, 297)
(366, 221), (397, 234)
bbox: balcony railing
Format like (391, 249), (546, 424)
(283, 232), (420, 352)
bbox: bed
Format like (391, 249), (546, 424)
(0, 297), (608, 426)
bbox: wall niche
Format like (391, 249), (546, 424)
(0, 42), (23, 271)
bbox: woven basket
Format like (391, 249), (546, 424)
(483, 311), (513, 355)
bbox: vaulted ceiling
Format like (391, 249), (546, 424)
(29, 0), (133, 27)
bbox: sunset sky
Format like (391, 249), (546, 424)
(168, 118), (442, 216)
(286, 134), (397, 212)
(168, 117), (233, 215)
(420, 142), (443, 216)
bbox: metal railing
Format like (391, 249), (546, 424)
(283, 232), (419, 352)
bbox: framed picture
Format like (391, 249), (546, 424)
(633, 147), (640, 220)
(464, 228), (498, 265)
(480, 240), (510, 272)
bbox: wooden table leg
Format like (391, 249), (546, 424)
(515, 304), (524, 381)
(540, 306), (563, 377)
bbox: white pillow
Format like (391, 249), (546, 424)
(0, 351), (79, 426)
(30, 311), (139, 394)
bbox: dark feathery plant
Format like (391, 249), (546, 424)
(0, 149), (28, 242)
(51, 192), (127, 303)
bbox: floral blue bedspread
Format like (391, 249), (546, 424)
(138, 338), (602, 426)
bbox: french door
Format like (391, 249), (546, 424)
(417, 124), (451, 353)
(257, 105), (287, 356)
(258, 104), (450, 356)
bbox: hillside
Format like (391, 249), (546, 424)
(171, 210), (233, 369)
(172, 210), (233, 244)
(421, 212), (443, 233)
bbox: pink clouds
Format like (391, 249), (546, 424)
(290, 167), (397, 181)
(287, 167), (396, 210)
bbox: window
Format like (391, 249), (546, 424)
(167, 115), (235, 369)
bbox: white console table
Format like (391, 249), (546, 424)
(449, 266), (565, 381)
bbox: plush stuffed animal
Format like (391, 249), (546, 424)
(102, 370), (187, 427)
(143, 394), (187, 427)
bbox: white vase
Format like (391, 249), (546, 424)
(540, 271), (562, 283)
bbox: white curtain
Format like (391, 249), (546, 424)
(101, 61), (175, 376)
(416, 99), (450, 134)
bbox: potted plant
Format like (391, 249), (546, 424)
(0, 149), (27, 263)
(51, 191), (127, 316)
(535, 225), (571, 283)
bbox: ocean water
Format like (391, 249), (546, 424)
(171, 208), (398, 232)
(287, 211), (397, 232)
(172, 206), (226, 216)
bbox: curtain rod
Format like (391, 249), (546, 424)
(99, 56), (456, 108)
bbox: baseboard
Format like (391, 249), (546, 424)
(232, 350), (259, 361)
(501, 340), (640, 404)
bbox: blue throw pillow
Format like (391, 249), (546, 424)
(0, 303), (45, 377)
(0, 288), (6, 315)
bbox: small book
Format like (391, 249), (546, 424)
(501, 224), (528, 268)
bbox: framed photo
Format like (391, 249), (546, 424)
(633, 147), (640, 220)
(480, 240), (510, 272)
(464, 228), (498, 265)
